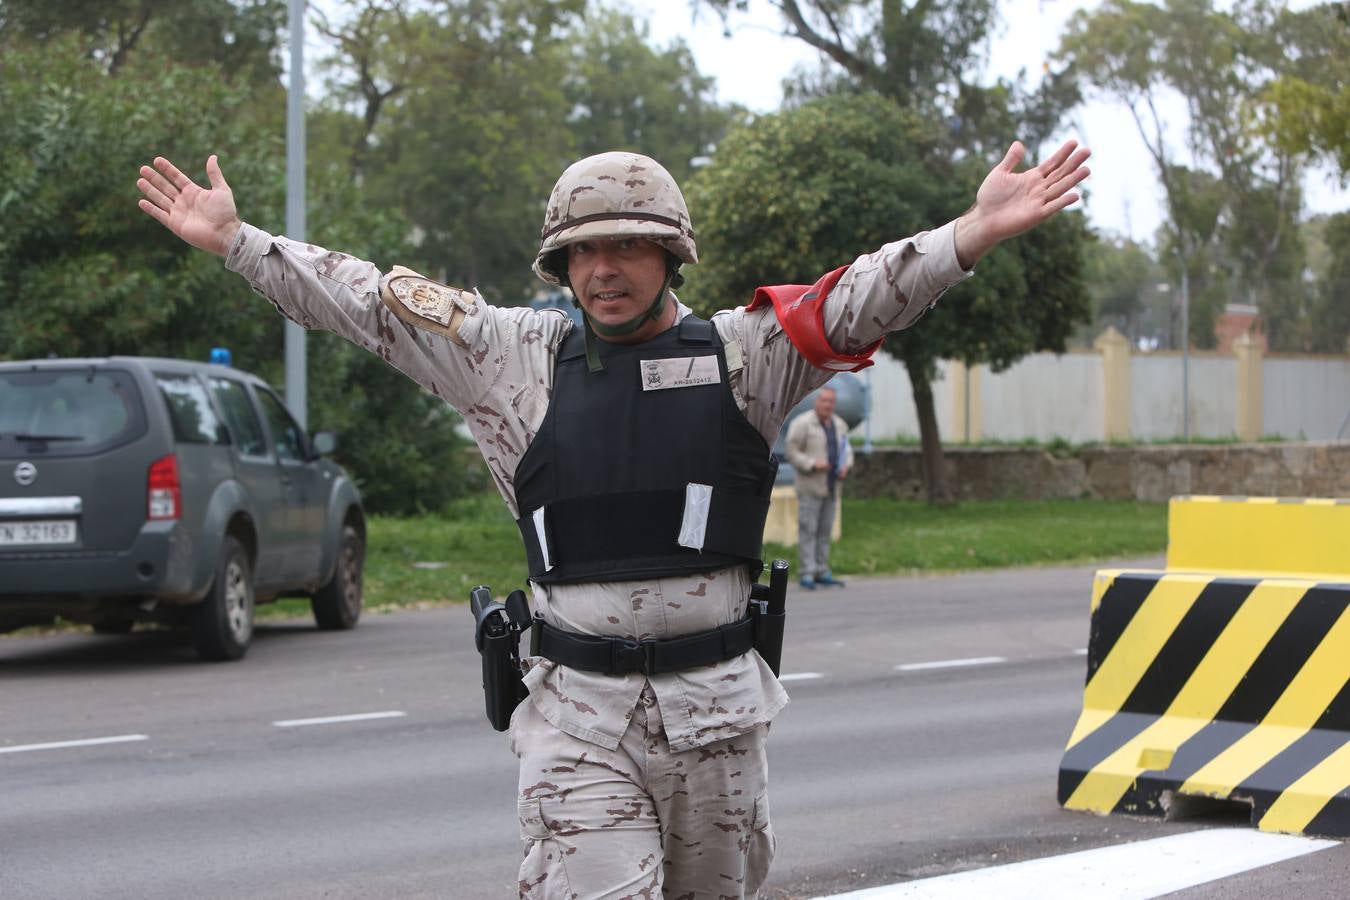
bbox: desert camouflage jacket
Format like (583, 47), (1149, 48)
(225, 221), (969, 752)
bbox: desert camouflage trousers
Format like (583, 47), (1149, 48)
(511, 684), (774, 899)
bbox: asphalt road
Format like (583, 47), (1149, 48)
(2, 560), (1345, 899)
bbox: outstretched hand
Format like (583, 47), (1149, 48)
(954, 139), (1091, 269)
(136, 155), (241, 258)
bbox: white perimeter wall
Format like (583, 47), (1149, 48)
(859, 349), (1350, 443)
(1265, 356), (1350, 440)
(978, 352), (1104, 442)
(1129, 353), (1238, 440)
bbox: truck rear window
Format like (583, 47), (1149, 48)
(155, 373), (227, 444)
(0, 368), (146, 457)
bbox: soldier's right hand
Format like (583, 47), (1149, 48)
(136, 155), (241, 258)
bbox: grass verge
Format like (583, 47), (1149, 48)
(263, 495), (1165, 617)
(770, 497), (1166, 576)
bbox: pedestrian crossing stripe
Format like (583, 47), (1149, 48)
(1059, 570), (1350, 838)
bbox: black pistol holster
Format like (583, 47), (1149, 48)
(747, 559), (789, 677)
(469, 585), (532, 732)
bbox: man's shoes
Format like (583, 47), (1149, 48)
(815, 572), (846, 588)
(799, 576), (816, 590)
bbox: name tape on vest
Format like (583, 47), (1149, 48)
(639, 356), (721, 392)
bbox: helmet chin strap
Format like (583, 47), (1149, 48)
(573, 266), (680, 374)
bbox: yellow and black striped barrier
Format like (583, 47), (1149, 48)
(1059, 496), (1350, 838)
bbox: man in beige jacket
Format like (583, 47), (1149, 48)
(785, 386), (853, 589)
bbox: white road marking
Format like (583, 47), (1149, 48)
(1074, 648), (1089, 656)
(779, 672), (824, 682)
(812, 828), (1338, 899)
(0, 734), (149, 755)
(272, 711), (407, 728)
(896, 656), (1006, 672)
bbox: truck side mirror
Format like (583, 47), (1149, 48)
(311, 431), (338, 457)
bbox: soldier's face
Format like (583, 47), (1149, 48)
(568, 238), (670, 335)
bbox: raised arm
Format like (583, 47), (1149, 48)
(132, 154), (566, 421)
(136, 155), (241, 257)
(728, 138), (1091, 441)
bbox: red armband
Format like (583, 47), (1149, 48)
(744, 266), (882, 372)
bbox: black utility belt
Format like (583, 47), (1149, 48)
(531, 616), (757, 676)
(466, 561), (789, 731)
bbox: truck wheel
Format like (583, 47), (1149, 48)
(192, 535), (254, 661)
(311, 524), (363, 631)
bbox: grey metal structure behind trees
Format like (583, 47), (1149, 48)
(285, 0), (307, 430)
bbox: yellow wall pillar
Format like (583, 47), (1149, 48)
(764, 484), (842, 546)
(1235, 331), (1264, 442)
(764, 485), (798, 546)
(949, 360), (982, 443)
(1093, 327), (1131, 442)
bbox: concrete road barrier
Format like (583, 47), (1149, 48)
(1167, 495), (1350, 580)
(1059, 495), (1350, 838)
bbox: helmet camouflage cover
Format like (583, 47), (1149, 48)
(533, 152), (698, 285)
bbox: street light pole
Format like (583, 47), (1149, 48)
(1180, 261), (1190, 441)
(285, 0), (307, 429)
(862, 367), (874, 454)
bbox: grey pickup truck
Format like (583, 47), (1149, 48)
(0, 356), (365, 661)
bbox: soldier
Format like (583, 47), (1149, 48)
(137, 139), (1089, 898)
(785, 386), (853, 589)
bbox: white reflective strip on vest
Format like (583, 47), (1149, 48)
(678, 483), (713, 551)
(532, 506), (553, 571)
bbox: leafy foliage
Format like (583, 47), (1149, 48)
(564, 8), (742, 183)
(1256, 3), (1350, 178)
(689, 0), (1092, 502)
(0, 35), (471, 515)
(0, 0), (750, 514)
(0, 0), (286, 80)
(1056, 0), (1345, 350)
(1079, 236), (1170, 346)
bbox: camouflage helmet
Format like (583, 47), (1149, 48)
(532, 151), (698, 285)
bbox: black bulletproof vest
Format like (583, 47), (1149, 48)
(513, 315), (777, 584)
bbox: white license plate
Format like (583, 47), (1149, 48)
(0, 519), (78, 546)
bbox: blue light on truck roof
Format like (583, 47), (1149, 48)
(209, 348), (233, 366)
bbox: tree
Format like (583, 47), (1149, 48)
(0, 36), (285, 360)
(310, 0), (416, 178)
(1256, 2), (1350, 177)
(312, 0), (585, 303)
(1314, 212), (1350, 354)
(1261, 212), (1350, 353)
(1057, 0), (1333, 348)
(311, 1), (744, 304)
(1081, 236), (1167, 346)
(564, 9), (742, 184)
(0, 0), (285, 80)
(0, 34), (473, 515)
(690, 0), (1089, 501)
(696, 0), (1080, 155)
(684, 95), (1091, 502)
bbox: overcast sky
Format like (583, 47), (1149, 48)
(619, 0), (1348, 245)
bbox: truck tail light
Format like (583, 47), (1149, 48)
(147, 454), (181, 521)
